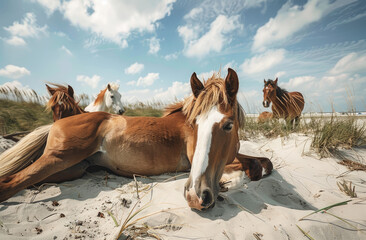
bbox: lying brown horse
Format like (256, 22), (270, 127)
(46, 83), (86, 121)
(0, 69), (272, 211)
(262, 78), (304, 126)
(257, 111), (273, 123)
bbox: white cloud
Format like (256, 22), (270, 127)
(177, 25), (199, 45)
(5, 36), (26, 46)
(76, 74), (101, 88)
(34, 0), (175, 48)
(125, 62), (144, 75)
(0, 65), (31, 79)
(178, 15), (243, 58)
(4, 12), (47, 46)
(182, 15), (242, 58)
(136, 73), (159, 87)
(32, 0), (61, 14)
(275, 71), (286, 78)
(281, 76), (316, 89)
(164, 52), (179, 60)
(241, 49), (286, 75)
(61, 45), (73, 56)
(148, 37), (160, 54)
(154, 81), (190, 101)
(252, 0), (354, 52)
(329, 52), (366, 75)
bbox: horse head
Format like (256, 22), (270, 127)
(104, 83), (125, 115)
(46, 83), (82, 121)
(183, 68), (244, 211)
(262, 78), (278, 108)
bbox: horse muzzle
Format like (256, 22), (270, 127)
(184, 187), (215, 211)
(262, 101), (269, 108)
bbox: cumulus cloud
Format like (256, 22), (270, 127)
(3, 12), (47, 46)
(0, 65), (31, 79)
(76, 74), (101, 88)
(154, 81), (190, 101)
(252, 0), (354, 52)
(181, 15), (242, 58)
(148, 37), (160, 54)
(240, 49), (286, 75)
(135, 73), (159, 87)
(125, 62), (144, 75)
(329, 52), (366, 75)
(275, 71), (286, 78)
(34, 0), (175, 48)
(61, 45), (73, 56)
(5, 36), (26, 46)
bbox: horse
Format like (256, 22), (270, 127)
(85, 83), (125, 115)
(46, 83), (86, 121)
(0, 69), (273, 211)
(262, 78), (304, 126)
(257, 111), (273, 123)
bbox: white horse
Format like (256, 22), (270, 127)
(85, 83), (125, 115)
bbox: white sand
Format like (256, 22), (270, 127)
(1, 134), (366, 239)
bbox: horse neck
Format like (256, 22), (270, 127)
(86, 98), (106, 112)
(270, 88), (289, 113)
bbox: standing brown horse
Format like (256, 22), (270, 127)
(46, 83), (86, 121)
(262, 78), (304, 126)
(0, 69), (272, 211)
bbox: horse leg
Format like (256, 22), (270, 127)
(220, 153), (273, 191)
(0, 150), (92, 202)
(40, 160), (90, 183)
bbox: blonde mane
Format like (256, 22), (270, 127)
(46, 83), (83, 114)
(164, 74), (245, 128)
(94, 83), (120, 106)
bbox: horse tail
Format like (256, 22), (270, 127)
(0, 124), (52, 178)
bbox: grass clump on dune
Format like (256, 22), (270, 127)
(311, 116), (366, 157)
(0, 99), (53, 135)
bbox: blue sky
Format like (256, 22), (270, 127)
(0, 0), (365, 113)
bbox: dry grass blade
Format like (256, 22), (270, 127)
(296, 224), (316, 240)
(116, 173), (188, 239)
(337, 180), (357, 198)
(324, 212), (365, 232)
(299, 200), (351, 221)
(339, 159), (366, 171)
(107, 210), (119, 227)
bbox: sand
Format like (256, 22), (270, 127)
(0, 133), (365, 240)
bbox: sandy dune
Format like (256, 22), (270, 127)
(1, 134), (365, 239)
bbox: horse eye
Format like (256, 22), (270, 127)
(223, 122), (233, 132)
(111, 96), (114, 99)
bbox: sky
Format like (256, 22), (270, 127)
(0, 0), (366, 113)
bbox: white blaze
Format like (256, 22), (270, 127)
(190, 107), (224, 189)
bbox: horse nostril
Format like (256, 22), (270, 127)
(118, 110), (124, 115)
(201, 189), (213, 208)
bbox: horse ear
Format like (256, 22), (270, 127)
(190, 72), (204, 98)
(107, 84), (111, 91)
(67, 85), (74, 98)
(225, 68), (239, 103)
(274, 78), (278, 85)
(46, 84), (55, 96)
(264, 79), (266, 84)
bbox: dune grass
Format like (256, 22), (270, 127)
(0, 99), (53, 135)
(241, 114), (366, 158)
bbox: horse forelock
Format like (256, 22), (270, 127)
(163, 75), (244, 127)
(46, 84), (77, 111)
